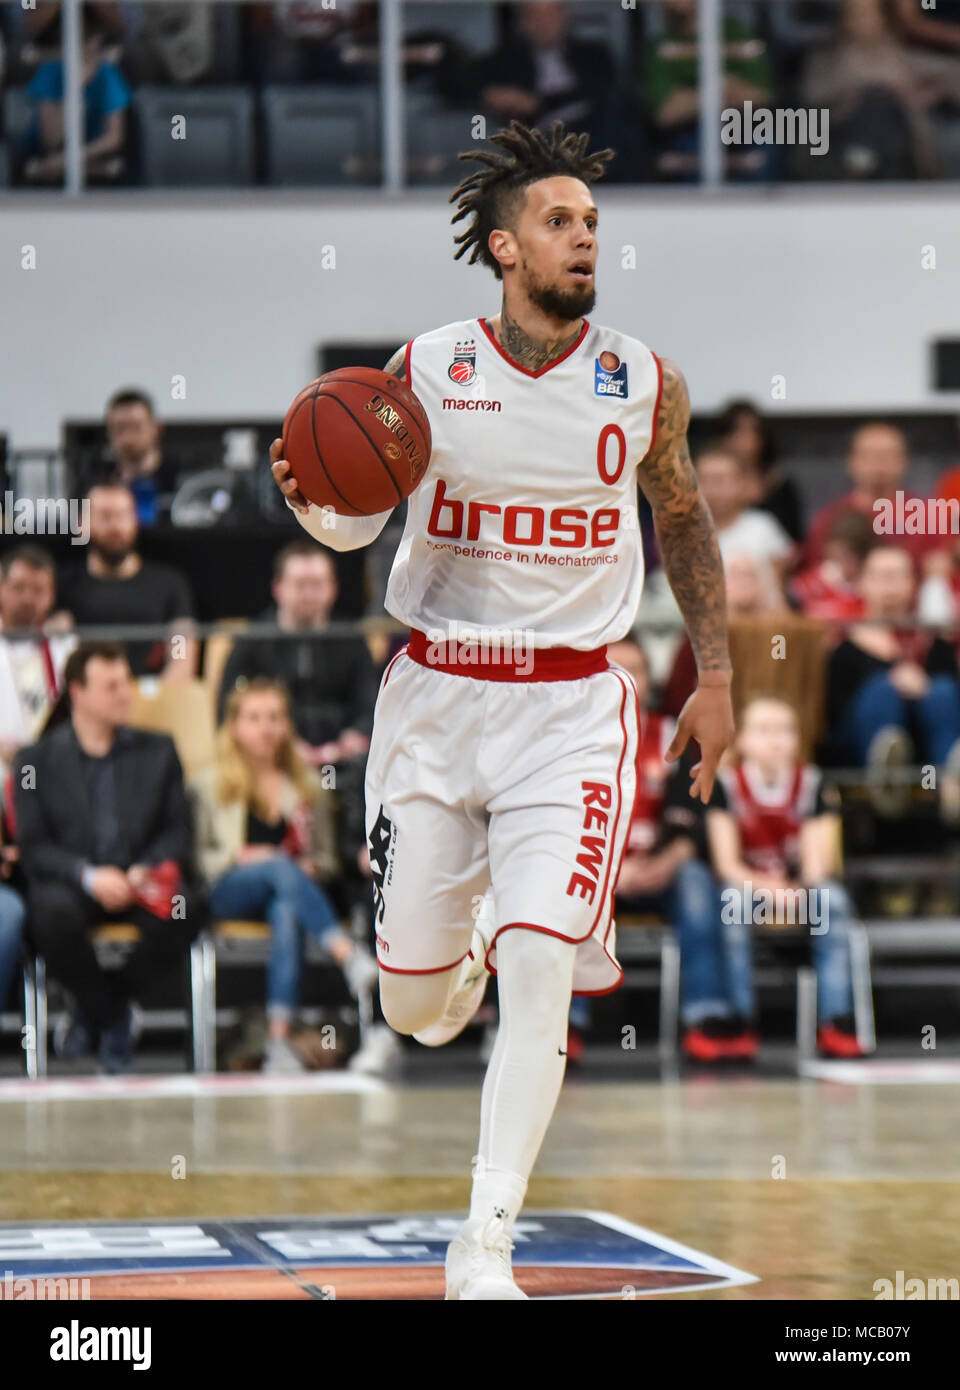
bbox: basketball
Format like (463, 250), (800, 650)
(281, 366), (432, 516)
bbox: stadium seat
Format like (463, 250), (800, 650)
(728, 615), (828, 759)
(24, 924), (207, 1079)
(135, 86), (254, 186)
(1, 87), (31, 186)
(202, 627), (240, 721)
(406, 92), (476, 185)
(262, 84), (380, 186)
(190, 919), (375, 1074)
(128, 678), (216, 779)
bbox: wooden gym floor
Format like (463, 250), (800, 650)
(1, 1065), (957, 1299)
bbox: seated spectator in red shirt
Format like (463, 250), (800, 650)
(790, 510), (873, 622)
(715, 399), (804, 543)
(60, 485), (198, 680)
(803, 422), (943, 571)
(826, 545), (960, 782)
(0, 546), (76, 779)
(707, 696), (866, 1058)
(695, 445), (795, 577)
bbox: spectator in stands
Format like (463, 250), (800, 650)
(0, 547), (76, 779)
(715, 399), (804, 542)
(826, 544), (960, 776)
(192, 677), (377, 1075)
(21, 3), (130, 186)
(802, 0), (960, 180)
(662, 551), (787, 720)
(609, 638), (741, 1063)
(217, 540), (377, 766)
(695, 445), (796, 573)
(641, 0), (776, 181)
(803, 422), (942, 572)
(60, 484), (198, 680)
(126, 4), (216, 86)
(706, 696), (866, 1059)
(12, 641), (197, 1074)
(245, 2), (376, 85)
(91, 389), (182, 527)
(0, 825), (25, 1030)
(790, 510), (873, 621)
(892, 0), (960, 56)
(468, 2), (616, 144)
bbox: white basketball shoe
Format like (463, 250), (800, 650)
(445, 1208), (528, 1300)
(413, 927), (490, 1048)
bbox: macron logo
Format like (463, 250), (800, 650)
(50, 1321), (152, 1371)
(442, 398), (502, 412)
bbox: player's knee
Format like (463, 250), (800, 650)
(379, 971), (452, 1035)
(497, 928), (575, 1016)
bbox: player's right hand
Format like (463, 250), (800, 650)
(270, 438), (310, 514)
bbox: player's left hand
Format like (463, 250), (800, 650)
(665, 676), (735, 804)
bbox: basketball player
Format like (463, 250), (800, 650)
(272, 122), (735, 1299)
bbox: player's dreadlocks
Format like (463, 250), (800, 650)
(449, 121), (614, 280)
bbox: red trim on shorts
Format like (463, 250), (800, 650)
(602, 668), (643, 952)
(588, 668), (630, 944)
(381, 644), (409, 689)
(376, 946), (473, 976)
(644, 351), (665, 461)
(404, 339), (413, 388)
(484, 922), (625, 998)
(407, 628), (608, 682)
(478, 316), (590, 379)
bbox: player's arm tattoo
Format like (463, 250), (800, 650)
(383, 346), (407, 382)
(638, 358), (732, 677)
(498, 305), (583, 372)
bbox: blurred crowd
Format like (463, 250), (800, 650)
(2, 379), (960, 1075)
(2, 0), (960, 184)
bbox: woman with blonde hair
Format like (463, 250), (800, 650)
(192, 676), (377, 1073)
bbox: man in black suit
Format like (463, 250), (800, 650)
(13, 641), (196, 1073)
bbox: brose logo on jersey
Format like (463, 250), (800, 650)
(448, 340), (477, 385)
(595, 351), (628, 399)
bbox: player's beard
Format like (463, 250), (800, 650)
(522, 262), (596, 321)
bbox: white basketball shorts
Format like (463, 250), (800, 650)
(364, 633), (640, 995)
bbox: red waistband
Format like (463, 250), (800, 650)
(407, 628), (608, 682)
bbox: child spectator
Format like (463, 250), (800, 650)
(21, 3), (130, 185)
(707, 696), (866, 1059)
(191, 677), (377, 1075)
(790, 510), (873, 622)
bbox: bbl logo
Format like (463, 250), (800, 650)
(448, 341), (477, 385)
(594, 350), (628, 399)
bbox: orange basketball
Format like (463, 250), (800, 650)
(281, 367), (431, 516)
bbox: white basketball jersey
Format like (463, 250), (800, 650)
(384, 316), (662, 650)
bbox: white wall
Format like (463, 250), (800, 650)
(2, 186), (959, 451)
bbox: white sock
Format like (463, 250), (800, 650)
(470, 928), (577, 1225)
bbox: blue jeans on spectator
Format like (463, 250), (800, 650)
(618, 858), (731, 1026)
(841, 672), (960, 765)
(207, 857), (341, 1022)
(721, 879), (856, 1024)
(0, 885), (25, 1014)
